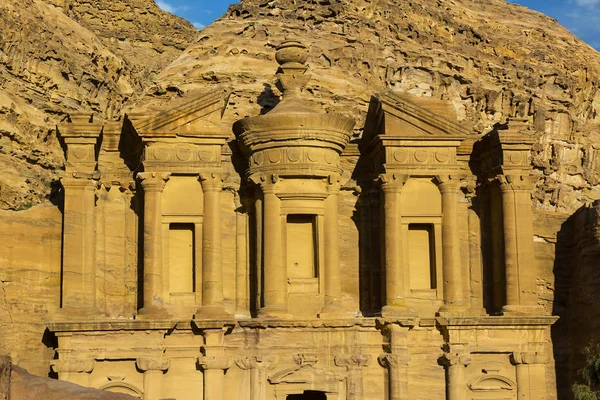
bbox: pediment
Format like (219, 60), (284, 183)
(127, 89), (230, 139)
(269, 364), (345, 385)
(468, 374), (516, 391)
(362, 90), (470, 151)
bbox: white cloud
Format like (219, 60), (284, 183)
(156, 0), (176, 14)
(155, 1), (191, 15)
(573, 0), (600, 8)
(192, 22), (205, 30)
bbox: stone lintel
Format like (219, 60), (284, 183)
(46, 319), (178, 333)
(436, 316), (558, 327)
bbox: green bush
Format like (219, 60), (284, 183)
(573, 344), (600, 400)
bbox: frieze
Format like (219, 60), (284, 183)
(384, 146), (457, 167)
(249, 147), (340, 168)
(145, 144), (219, 163)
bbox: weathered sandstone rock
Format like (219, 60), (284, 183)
(0, 0), (196, 210)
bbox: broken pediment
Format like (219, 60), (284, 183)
(362, 90), (470, 148)
(269, 363), (345, 386)
(126, 89), (230, 139)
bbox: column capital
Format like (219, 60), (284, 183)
(335, 354), (372, 369)
(198, 355), (232, 371)
(235, 355), (278, 370)
(440, 352), (472, 368)
(433, 174), (466, 193)
(60, 176), (98, 190)
(510, 352), (548, 365)
(377, 353), (410, 369)
(378, 173), (409, 193)
(199, 172), (226, 192)
(496, 174), (537, 192)
(50, 359), (95, 374)
(250, 173), (280, 192)
(326, 174), (342, 193)
(137, 172), (171, 192)
(136, 356), (170, 372)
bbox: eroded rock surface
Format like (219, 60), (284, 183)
(0, 0), (196, 210)
(138, 0), (600, 215)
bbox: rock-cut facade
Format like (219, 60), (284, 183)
(46, 40), (557, 400)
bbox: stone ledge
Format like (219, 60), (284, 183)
(237, 318), (379, 329)
(436, 315), (559, 327)
(47, 319), (178, 332)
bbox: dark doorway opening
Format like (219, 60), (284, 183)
(287, 391), (327, 400)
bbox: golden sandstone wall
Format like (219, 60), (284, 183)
(2, 0), (600, 399)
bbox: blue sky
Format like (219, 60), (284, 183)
(156, 0), (600, 51)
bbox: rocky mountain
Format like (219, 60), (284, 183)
(137, 0), (600, 215)
(0, 0), (197, 210)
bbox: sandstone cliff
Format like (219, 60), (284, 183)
(0, 0), (196, 210)
(138, 0), (600, 215)
(130, 1), (600, 396)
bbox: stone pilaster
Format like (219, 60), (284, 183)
(335, 354), (371, 400)
(441, 351), (472, 400)
(379, 173), (413, 317)
(511, 352), (549, 400)
(462, 181), (486, 315)
(195, 172), (230, 319)
(51, 358), (95, 387)
(435, 175), (468, 314)
(498, 174), (543, 315)
(320, 174), (351, 318)
(137, 172), (171, 318)
(378, 353), (410, 400)
(136, 356), (170, 400)
(258, 177), (289, 318)
(236, 355), (278, 400)
(59, 175), (99, 315)
(198, 355), (232, 400)
(235, 194), (253, 319)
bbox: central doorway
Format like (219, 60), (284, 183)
(287, 391), (327, 400)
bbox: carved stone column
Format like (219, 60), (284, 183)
(136, 357), (170, 400)
(60, 176), (98, 314)
(436, 175), (468, 313)
(236, 355), (278, 400)
(198, 356), (231, 400)
(378, 353), (410, 400)
(320, 174), (350, 317)
(335, 354), (371, 400)
(511, 352), (549, 400)
(259, 178), (288, 318)
(498, 175), (542, 314)
(51, 359), (95, 386)
(380, 174), (412, 317)
(441, 352), (471, 400)
(463, 182), (485, 315)
(138, 172), (171, 317)
(235, 194), (253, 319)
(196, 172), (229, 319)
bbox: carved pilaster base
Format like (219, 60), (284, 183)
(437, 302), (471, 317)
(194, 305), (232, 320)
(54, 307), (104, 321)
(501, 304), (546, 316)
(318, 305), (356, 319)
(137, 306), (172, 319)
(257, 306), (293, 320)
(381, 305), (417, 318)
